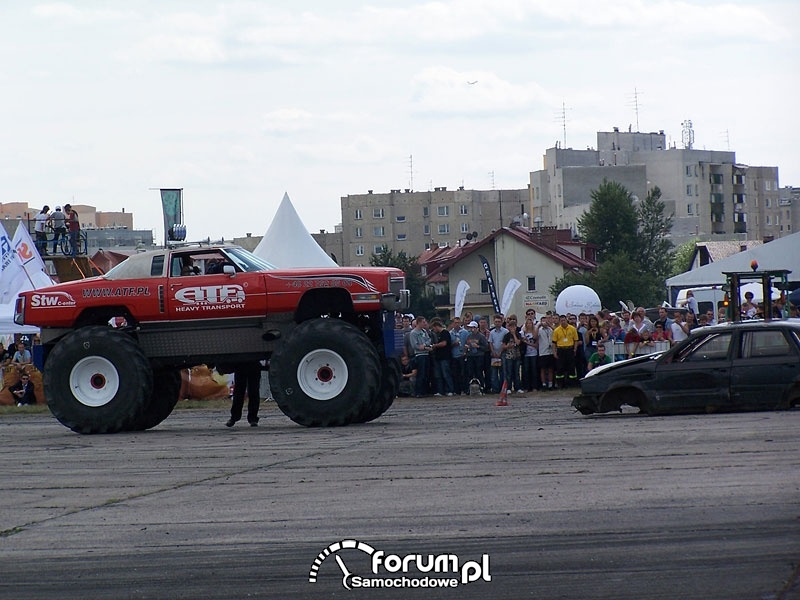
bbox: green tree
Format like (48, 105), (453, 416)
(563, 181), (676, 308)
(576, 179), (639, 261)
(369, 246), (433, 316)
(550, 253), (666, 309)
(670, 239), (697, 277)
(635, 186), (674, 276)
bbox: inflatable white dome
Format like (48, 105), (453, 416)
(555, 285), (602, 316)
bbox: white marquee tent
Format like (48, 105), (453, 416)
(252, 193), (338, 268)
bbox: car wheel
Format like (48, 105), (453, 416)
(354, 356), (400, 424)
(126, 368), (181, 431)
(44, 327), (152, 434)
(270, 318), (379, 426)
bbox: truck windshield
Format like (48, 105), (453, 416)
(223, 247), (277, 272)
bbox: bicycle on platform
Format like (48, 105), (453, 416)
(44, 224), (87, 256)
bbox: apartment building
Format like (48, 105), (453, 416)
(336, 187), (531, 266)
(530, 127), (788, 245)
(746, 167), (789, 239)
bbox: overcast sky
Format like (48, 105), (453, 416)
(1, 1), (797, 243)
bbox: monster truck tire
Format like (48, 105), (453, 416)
(270, 318), (379, 427)
(126, 368), (181, 431)
(44, 327), (153, 434)
(354, 356), (400, 424)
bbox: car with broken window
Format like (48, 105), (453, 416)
(572, 320), (800, 415)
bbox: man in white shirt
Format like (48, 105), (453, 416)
(34, 205), (51, 255)
(670, 311), (690, 344)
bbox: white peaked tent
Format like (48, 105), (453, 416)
(252, 193), (338, 268)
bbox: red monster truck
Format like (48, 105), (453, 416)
(14, 245), (409, 433)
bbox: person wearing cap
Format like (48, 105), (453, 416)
(463, 320), (488, 394)
(33, 205), (51, 255)
(50, 206), (66, 254)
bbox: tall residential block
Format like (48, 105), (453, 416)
(336, 187), (530, 266)
(530, 127), (787, 245)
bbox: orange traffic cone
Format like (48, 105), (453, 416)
(496, 380), (509, 406)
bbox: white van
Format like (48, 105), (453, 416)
(675, 283), (780, 317)
(675, 286), (726, 317)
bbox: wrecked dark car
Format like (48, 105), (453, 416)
(573, 320), (800, 416)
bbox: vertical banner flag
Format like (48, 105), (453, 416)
(454, 280), (470, 320)
(478, 255), (501, 314)
(0, 222), (26, 304)
(160, 189), (183, 244)
(12, 224), (45, 275)
(12, 224), (54, 289)
(500, 278), (521, 316)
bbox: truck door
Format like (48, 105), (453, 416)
(165, 251), (266, 320)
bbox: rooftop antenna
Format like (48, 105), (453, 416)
(629, 87), (643, 132)
(488, 170), (495, 190)
(408, 154), (414, 190)
(681, 119), (695, 150)
(555, 101), (571, 148)
(721, 129), (731, 151)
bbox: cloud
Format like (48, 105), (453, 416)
(261, 108), (317, 135)
(410, 66), (556, 116)
(293, 135), (390, 165)
(32, 2), (134, 24)
(57, 0), (786, 69)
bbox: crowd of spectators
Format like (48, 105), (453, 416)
(394, 291), (799, 396)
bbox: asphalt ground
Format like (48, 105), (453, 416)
(1, 391), (799, 600)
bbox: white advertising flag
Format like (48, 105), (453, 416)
(12, 223), (49, 282)
(0, 222), (27, 305)
(500, 278), (521, 316)
(454, 280), (470, 320)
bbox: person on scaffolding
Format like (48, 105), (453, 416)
(50, 206), (67, 254)
(63, 203), (80, 256)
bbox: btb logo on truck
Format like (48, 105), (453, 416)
(175, 285), (246, 312)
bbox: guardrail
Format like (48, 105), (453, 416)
(605, 340), (670, 362)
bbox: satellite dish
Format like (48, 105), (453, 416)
(472, 231), (478, 239)
(466, 233), (473, 240)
